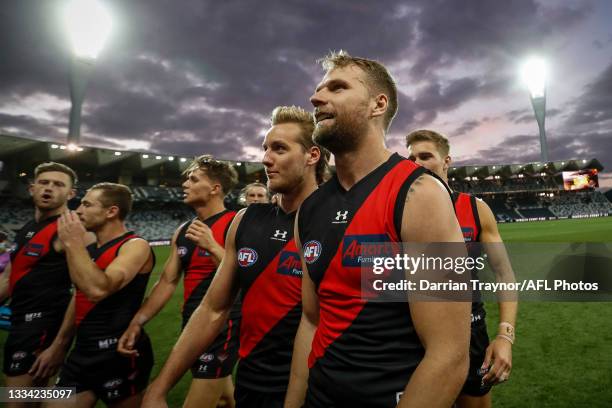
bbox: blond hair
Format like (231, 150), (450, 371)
(270, 106), (330, 184)
(318, 50), (398, 131)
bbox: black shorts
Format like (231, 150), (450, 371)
(186, 317), (239, 379)
(56, 335), (154, 404)
(3, 317), (62, 376)
(460, 319), (492, 397)
(304, 365), (404, 408)
(235, 383), (284, 408)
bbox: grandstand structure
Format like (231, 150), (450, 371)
(1, 134), (611, 240)
(447, 159), (612, 222)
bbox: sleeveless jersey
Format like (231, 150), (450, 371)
(234, 203), (302, 392)
(9, 215), (71, 323)
(297, 153), (428, 405)
(175, 210), (238, 321)
(452, 192), (486, 321)
(74, 232), (152, 351)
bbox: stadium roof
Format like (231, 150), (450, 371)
(0, 134), (604, 181)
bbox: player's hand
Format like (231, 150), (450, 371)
(117, 322), (142, 357)
(57, 211), (88, 248)
(28, 343), (66, 380)
(481, 337), (512, 385)
(185, 220), (217, 251)
(141, 386), (169, 408)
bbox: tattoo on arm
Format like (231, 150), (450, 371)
(405, 174), (425, 204)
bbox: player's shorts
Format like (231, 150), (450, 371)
(304, 365), (405, 408)
(235, 383), (285, 408)
(56, 334), (154, 404)
(189, 319), (239, 379)
(460, 318), (492, 397)
(182, 313), (239, 379)
(3, 316), (62, 376)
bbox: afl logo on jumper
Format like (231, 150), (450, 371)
(177, 246), (188, 257)
(237, 248), (258, 267)
(199, 353), (215, 363)
(461, 227), (475, 242)
(303, 240), (322, 264)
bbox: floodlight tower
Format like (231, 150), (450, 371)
(521, 57), (549, 162)
(63, 0), (112, 148)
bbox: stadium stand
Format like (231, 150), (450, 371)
(1, 134), (610, 239)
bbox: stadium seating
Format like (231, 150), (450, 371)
(0, 185), (610, 241)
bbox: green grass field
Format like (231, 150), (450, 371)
(2, 217), (612, 407)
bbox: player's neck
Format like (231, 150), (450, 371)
(334, 136), (391, 191)
(193, 199), (226, 221)
(95, 220), (128, 247)
(278, 176), (318, 214)
(34, 204), (68, 223)
(441, 173), (449, 187)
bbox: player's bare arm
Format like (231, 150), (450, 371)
(0, 262), (10, 303)
(185, 220), (225, 266)
(58, 211), (151, 302)
(285, 212), (319, 408)
(398, 174), (471, 408)
(118, 227), (184, 356)
(476, 199), (517, 385)
(28, 295), (76, 379)
(142, 210), (245, 407)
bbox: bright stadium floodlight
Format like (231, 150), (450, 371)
(62, 0), (112, 147)
(521, 56), (549, 162)
(63, 0), (112, 59)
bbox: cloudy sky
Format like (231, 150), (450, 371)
(1, 0), (611, 187)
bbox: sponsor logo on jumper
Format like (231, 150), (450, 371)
(333, 210), (349, 224)
(461, 227), (475, 242)
(303, 240), (322, 264)
(25, 243), (44, 257)
(197, 247), (210, 257)
(198, 365), (208, 373)
(25, 312), (42, 322)
(237, 248), (258, 267)
(471, 312), (483, 324)
(26, 231), (35, 239)
(177, 246), (188, 257)
(272, 229), (288, 241)
(341, 234), (395, 267)
(98, 337), (118, 350)
(277, 251), (303, 277)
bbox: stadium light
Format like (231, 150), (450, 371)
(114, 151), (121, 156)
(51, 144), (59, 149)
(168, 156), (174, 161)
(180, 158), (187, 163)
(63, 0), (112, 147)
(521, 56), (549, 162)
(142, 154), (149, 159)
(155, 155), (162, 160)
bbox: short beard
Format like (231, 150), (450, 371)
(313, 104), (369, 155)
